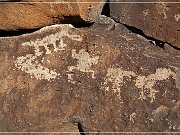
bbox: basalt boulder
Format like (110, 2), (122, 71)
(108, 0), (180, 48)
(0, 19), (179, 133)
(0, 0), (105, 30)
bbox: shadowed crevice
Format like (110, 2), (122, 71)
(100, 0), (179, 50)
(0, 15), (94, 37)
(0, 28), (40, 37)
(61, 16), (94, 28)
(107, 16), (179, 50)
(101, 0), (110, 17)
(122, 23), (180, 50)
(122, 23), (166, 49)
(77, 122), (86, 135)
(0, 0), (21, 2)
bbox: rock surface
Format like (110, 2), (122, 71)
(0, 19), (179, 133)
(108, 0), (180, 48)
(0, 0), (105, 30)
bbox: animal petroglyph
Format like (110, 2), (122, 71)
(102, 68), (136, 99)
(135, 68), (176, 102)
(15, 54), (59, 81)
(15, 24), (82, 81)
(21, 25), (82, 56)
(67, 49), (99, 83)
(103, 68), (176, 102)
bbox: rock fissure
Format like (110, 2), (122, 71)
(121, 23), (180, 51)
(101, 2), (179, 50)
(122, 23), (166, 49)
(0, 16), (93, 37)
(0, 29), (40, 37)
(77, 122), (86, 135)
(114, 20), (180, 51)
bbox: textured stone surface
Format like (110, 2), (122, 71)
(0, 0), (105, 30)
(0, 21), (179, 133)
(109, 0), (180, 48)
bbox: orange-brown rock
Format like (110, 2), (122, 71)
(0, 19), (179, 133)
(108, 0), (180, 48)
(0, 0), (105, 30)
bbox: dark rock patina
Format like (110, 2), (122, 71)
(0, 17), (179, 133)
(108, 0), (180, 49)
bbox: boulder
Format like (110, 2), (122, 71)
(0, 20), (179, 132)
(0, 0), (105, 30)
(108, 0), (180, 48)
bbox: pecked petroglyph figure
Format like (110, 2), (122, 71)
(15, 24), (82, 81)
(14, 24), (178, 104)
(102, 67), (176, 103)
(67, 49), (99, 83)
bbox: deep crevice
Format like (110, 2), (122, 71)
(122, 23), (166, 49)
(122, 23), (180, 50)
(0, 16), (94, 37)
(61, 16), (94, 28)
(108, 16), (179, 50)
(0, 28), (40, 37)
(0, 0), (21, 2)
(164, 42), (180, 50)
(77, 122), (86, 135)
(71, 21), (94, 28)
(101, 0), (110, 17)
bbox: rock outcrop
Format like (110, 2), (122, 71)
(0, 18), (179, 133)
(108, 0), (180, 48)
(0, 0), (105, 30)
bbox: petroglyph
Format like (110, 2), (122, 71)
(135, 68), (176, 102)
(130, 112), (137, 123)
(174, 14), (180, 22)
(102, 68), (176, 102)
(156, 3), (169, 19)
(102, 68), (136, 99)
(143, 9), (149, 17)
(67, 49), (99, 83)
(21, 25), (82, 56)
(15, 54), (59, 81)
(15, 24), (82, 81)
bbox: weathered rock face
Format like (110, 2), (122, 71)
(0, 0), (105, 30)
(108, 0), (180, 48)
(0, 20), (179, 133)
